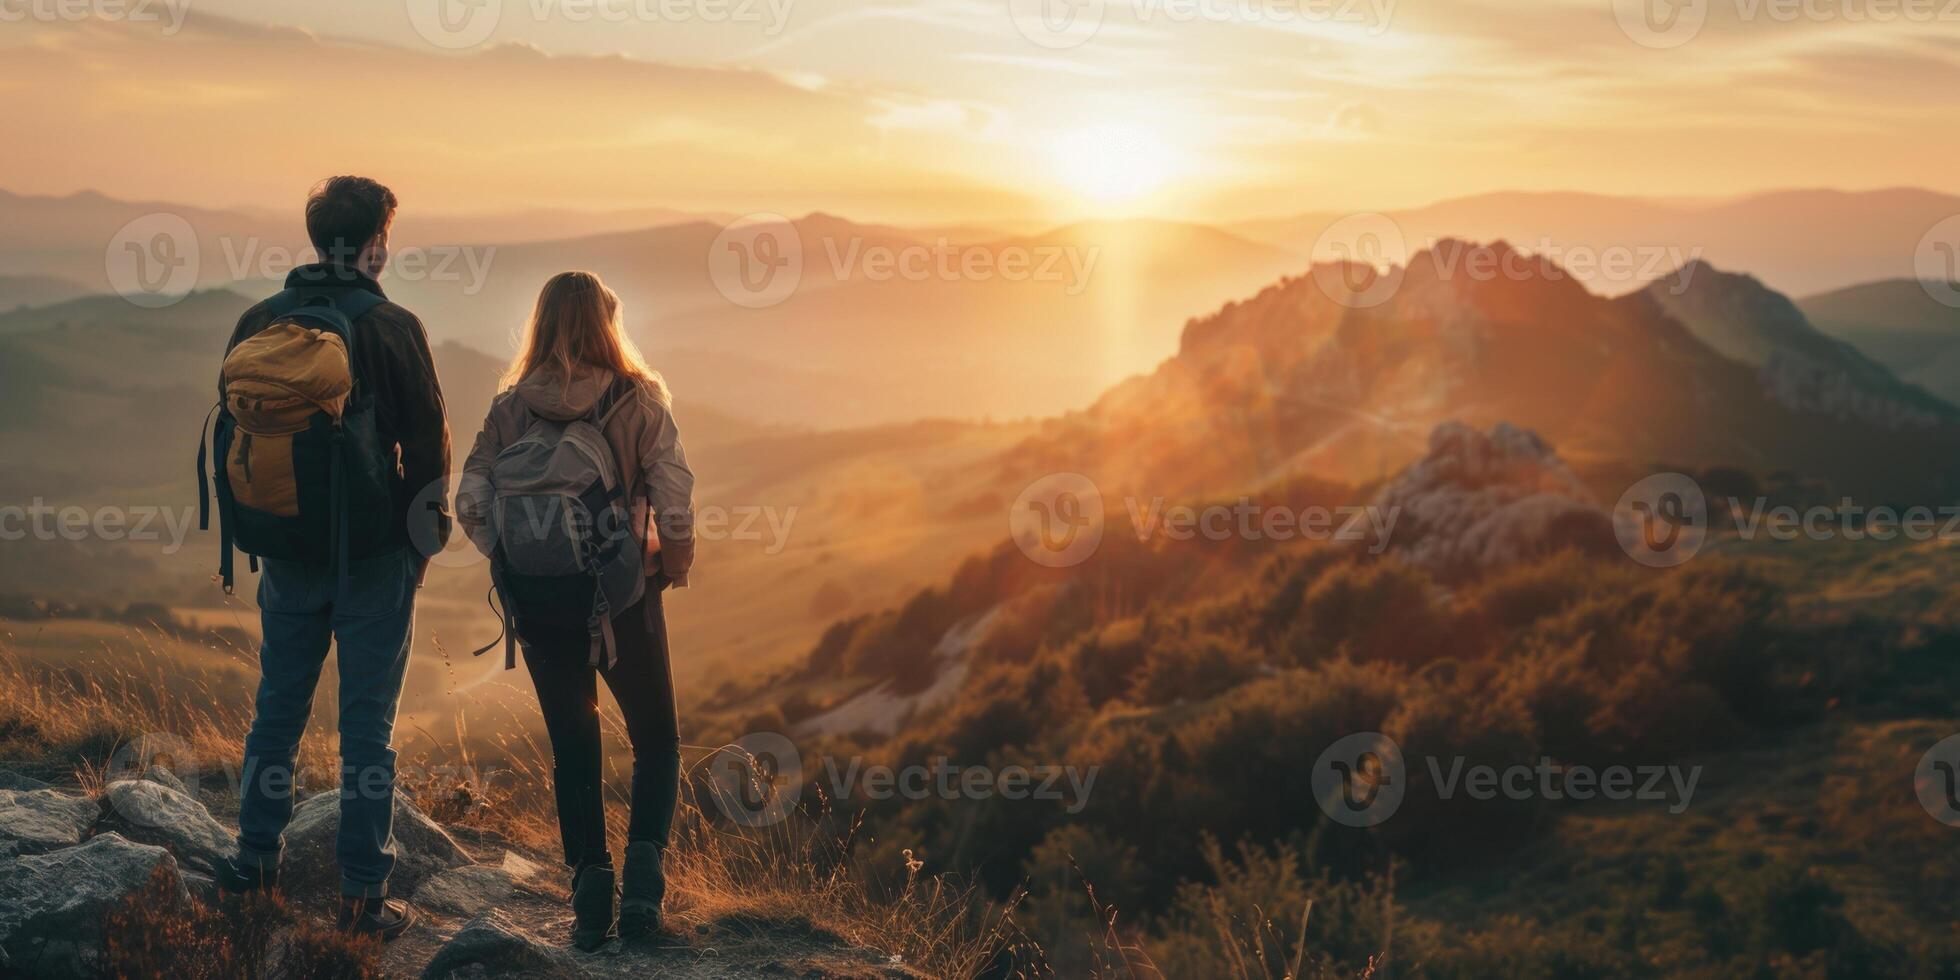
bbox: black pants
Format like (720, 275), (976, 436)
(518, 592), (680, 873)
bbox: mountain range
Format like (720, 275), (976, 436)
(10, 186), (1960, 428)
(1008, 239), (1960, 504)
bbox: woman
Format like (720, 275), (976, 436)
(459, 271), (694, 950)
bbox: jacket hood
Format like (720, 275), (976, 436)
(514, 364), (616, 421)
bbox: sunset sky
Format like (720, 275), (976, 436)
(3, 0), (1958, 224)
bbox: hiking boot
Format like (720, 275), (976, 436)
(571, 864), (616, 952)
(215, 855), (279, 898)
(336, 896), (417, 941)
(618, 841), (666, 941)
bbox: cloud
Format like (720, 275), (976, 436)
(0, 10), (965, 216)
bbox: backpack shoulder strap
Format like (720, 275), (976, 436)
(229, 290), (307, 351)
(589, 375), (638, 425)
(329, 290), (388, 362)
(333, 289), (389, 324)
(261, 288), (309, 321)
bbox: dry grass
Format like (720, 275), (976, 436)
(661, 784), (1012, 976)
(1001, 856), (1373, 980)
(0, 626), (337, 793)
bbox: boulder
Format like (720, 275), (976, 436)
(139, 766), (190, 795)
(104, 734), (202, 795)
(499, 849), (550, 886)
(413, 864), (515, 919)
(280, 788), (470, 901)
(0, 788), (100, 853)
(0, 832), (184, 977)
(100, 778), (233, 873)
(0, 768), (52, 792)
(420, 909), (578, 979)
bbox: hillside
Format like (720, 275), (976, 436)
(701, 419), (1960, 976)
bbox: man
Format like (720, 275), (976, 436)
(216, 176), (451, 939)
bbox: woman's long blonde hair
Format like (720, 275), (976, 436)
(502, 270), (670, 406)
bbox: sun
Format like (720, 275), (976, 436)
(1048, 123), (1180, 205)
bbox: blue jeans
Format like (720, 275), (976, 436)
(234, 547), (416, 898)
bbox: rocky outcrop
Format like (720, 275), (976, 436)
(0, 768), (52, 792)
(0, 787), (100, 853)
(421, 909), (580, 979)
(1373, 422), (1615, 579)
(0, 832), (184, 977)
(100, 778), (233, 874)
(414, 863), (517, 919)
(280, 788), (471, 900)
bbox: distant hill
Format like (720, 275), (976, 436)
(0, 189), (301, 294)
(644, 217), (1304, 426)
(0, 288), (254, 335)
(1233, 187), (1960, 297)
(0, 275), (89, 312)
(1799, 279), (1960, 404)
(1641, 261), (1958, 428)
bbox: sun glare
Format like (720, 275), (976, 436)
(1049, 123), (1180, 205)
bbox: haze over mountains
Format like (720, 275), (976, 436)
(1643, 262), (1959, 430)
(10, 194), (1960, 695)
(1800, 279), (1960, 406)
(7, 185), (1960, 428)
(1233, 187), (1960, 297)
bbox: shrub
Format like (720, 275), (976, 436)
(1380, 675), (1543, 863)
(1130, 631), (1263, 706)
(1284, 560), (1459, 666)
(1148, 836), (1395, 980)
(98, 865), (380, 980)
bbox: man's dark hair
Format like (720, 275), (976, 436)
(306, 176), (398, 265)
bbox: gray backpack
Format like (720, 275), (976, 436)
(473, 377), (644, 669)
